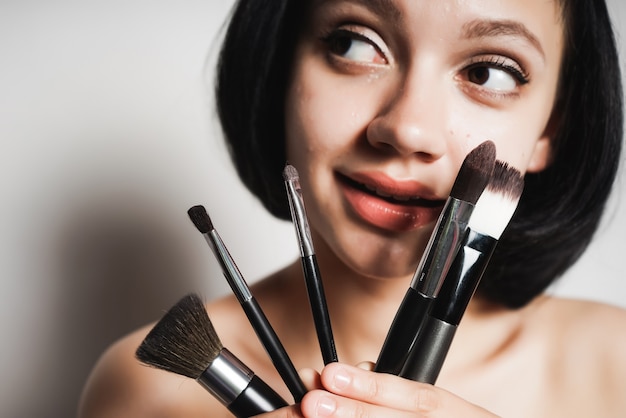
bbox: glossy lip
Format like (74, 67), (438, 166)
(337, 171), (446, 232)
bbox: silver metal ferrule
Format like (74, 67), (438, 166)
(285, 178), (314, 257)
(197, 348), (254, 406)
(204, 231), (252, 303)
(410, 197), (473, 296)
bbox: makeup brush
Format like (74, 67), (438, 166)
(136, 293), (288, 416)
(399, 161), (524, 384)
(283, 163), (338, 365)
(187, 205), (307, 403)
(375, 140), (496, 375)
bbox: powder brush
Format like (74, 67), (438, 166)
(136, 293), (288, 416)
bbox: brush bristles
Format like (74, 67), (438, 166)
(187, 205), (213, 234)
(136, 293), (223, 379)
(283, 163), (299, 182)
(450, 140), (496, 204)
(468, 161), (524, 239)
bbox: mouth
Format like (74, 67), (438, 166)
(337, 172), (446, 232)
(338, 173), (446, 207)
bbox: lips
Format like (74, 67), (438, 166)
(337, 171), (445, 232)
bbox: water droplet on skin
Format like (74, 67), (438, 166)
(367, 72), (381, 82)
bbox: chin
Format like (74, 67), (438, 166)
(335, 238), (424, 282)
(310, 204), (433, 282)
(359, 262), (418, 282)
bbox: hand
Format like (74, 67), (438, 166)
(297, 362), (499, 417)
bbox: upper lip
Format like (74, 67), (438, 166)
(339, 171), (446, 205)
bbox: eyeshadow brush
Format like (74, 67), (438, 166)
(400, 161), (524, 384)
(375, 140), (496, 375)
(283, 163), (338, 365)
(136, 293), (288, 416)
(187, 205), (307, 403)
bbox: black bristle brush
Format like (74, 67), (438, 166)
(136, 293), (288, 416)
(375, 140), (496, 374)
(283, 163), (338, 365)
(399, 161), (525, 384)
(187, 206), (307, 403)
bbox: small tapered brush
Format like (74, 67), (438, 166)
(375, 140), (496, 374)
(400, 161), (525, 384)
(283, 163), (338, 365)
(136, 293), (288, 416)
(187, 205), (307, 403)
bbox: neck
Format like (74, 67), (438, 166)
(269, 236), (513, 368)
(311, 242), (416, 365)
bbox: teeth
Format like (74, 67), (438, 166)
(364, 183), (417, 201)
(365, 184), (389, 197)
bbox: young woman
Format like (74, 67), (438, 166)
(79, 0), (626, 416)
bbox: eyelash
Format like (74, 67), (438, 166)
(320, 27), (388, 65)
(464, 56), (530, 85)
(320, 26), (531, 96)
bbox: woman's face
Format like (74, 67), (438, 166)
(285, 0), (563, 280)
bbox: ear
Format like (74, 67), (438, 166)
(527, 111), (558, 173)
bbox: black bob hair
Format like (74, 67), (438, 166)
(215, 0), (623, 308)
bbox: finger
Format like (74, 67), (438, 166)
(319, 363), (440, 413)
(300, 389), (411, 418)
(355, 361), (374, 371)
(300, 367), (323, 390)
(318, 363), (497, 417)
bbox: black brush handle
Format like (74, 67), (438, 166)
(400, 230), (497, 383)
(302, 254), (338, 364)
(228, 375), (289, 417)
(374, 287), (434, 375)
(398, 317), (456, 384)
(242, 298), (307, 403)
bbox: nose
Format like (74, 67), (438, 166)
(366, 72), (448, 162)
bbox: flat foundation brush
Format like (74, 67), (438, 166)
(283, 163), (338, 365)
(187, 205), (307, 403)
(375, 140), (496, 375)
(399, 161), (525, 384)
(136, 293), (288, 417)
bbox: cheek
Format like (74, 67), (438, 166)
(285, 80), (339, 163)
(284, 84), (308, 162)
(449, 103), (552, 174)
(285, 69), (377, 165)
(497, 109), (553, 172)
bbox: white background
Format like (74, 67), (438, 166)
(0, 1), (624, 416)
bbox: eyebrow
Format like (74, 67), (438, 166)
(461, 19), (545, 59)
(317, 0), (403, 23)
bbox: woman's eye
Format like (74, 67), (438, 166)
(324, 28), (388, 65)
(464, 60), (529, 92)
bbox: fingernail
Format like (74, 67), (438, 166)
(316, 395), (336, 416)
(332, 367), (351, 390)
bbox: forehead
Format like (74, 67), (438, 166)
(303, 0), (564, 57)
(305, 0), (564, 26)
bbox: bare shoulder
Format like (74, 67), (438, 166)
(529, 296), (626, 412)
(532, 295), (626, 348)
(77, 266), (299, 418)
(78, 321), (232, 418)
